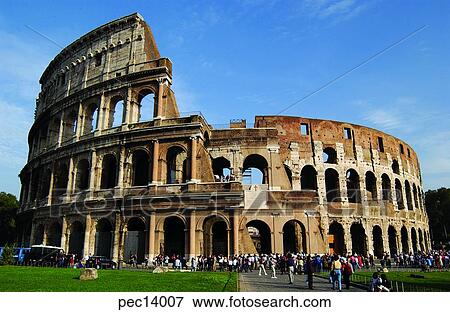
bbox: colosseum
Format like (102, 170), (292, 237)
(16, 13), (430, 264)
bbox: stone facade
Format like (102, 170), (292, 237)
(16, 13), (430, 264)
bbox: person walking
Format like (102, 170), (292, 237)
(287, 254), (295, 284)
(269, 257), (277, 279)
(258, 254), (267, 276)
(341, 259), (353, 290)
(305, 255), (314, 290)
(331, 255), (342, 291)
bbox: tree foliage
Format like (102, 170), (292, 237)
(425, 188), (450, 246)
(0, 192), (18, 245)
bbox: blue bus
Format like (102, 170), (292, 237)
(0, 247), (31, 264)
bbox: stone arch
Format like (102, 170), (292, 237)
(166, 145), (188, 184)
(405, 180), (413, 210)
(395, 179), (404, 209)
(388, 225), (398, 256)
(163, 216), (186, 256)
(137, 88), (155, 121)
(203, 215), (230, 256)
(381, 173), (391, 201)
(411, 227), (418, 253)
(68, 221), (85, 256)
(46, 221), (62, 247)
(282, 220), (307, 253)
(100, 154), (118, 189)
(372, 225), (384, 258)
(323, 147), (337, 164)
(124, 217), (146, 263)
(109, 96), (126, 128)
(392, 159), (400, 175)
(82, 102), (99, 134)
(328, 221), (345, 256)
(33, 224), (45, 245)
(325, 168), (340, 202)
(300, 165), (318, 191)
(418, 228), (424, 251)
(246, 219), (272, 254)
(53, 162), (69, 196)
(413, 184), (419, 209)
(365, 171), (377, 201)
(401, 225), (409, 253)
(350, 222), (367, 255)
(212, 156), (231, 181)
(95, 218), (113, 258)
(131, 149), (151, 186)
(75, 159), (90, 191)
(346, 169), (361, 203)
(40, 168), (52, 199)
(242, 154), (269, 185)
(62, 109), (78, 141)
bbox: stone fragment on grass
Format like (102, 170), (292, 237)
(153, 266), (169, 274)
(80, 268), (98, 280)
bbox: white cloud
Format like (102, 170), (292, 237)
(301, 0), (372, 21)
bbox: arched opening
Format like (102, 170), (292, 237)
(418, 228), (424, 251)
(301, 165), (318, 191)
(283, 220), (307, 253)
(413, 184), (419, 209)
(246, 220), (271, 254)
(323, 147), (337, 164)
(95, 219), (113, 258)
(53, 163), (69, 196)
(68, 221), (85, 257)
(388, 226), (398, 256)
(372, 225), (384, 258)
(395, 179), (404, 209)
(203, 216), (228, 256)
(75, 159), (90, 191)
(110, 98), (125, 128)
(47, 222), (62, 247)
(405, 181), (413, 210)
(242, 154), (269, 185)
(83, 103), (99, 134)
(33, 224), (45, 245)
(137, 89), (155, 121)
(346, 169), (361, 203)
(212, 157), (231, 182)
(325, 168), (340, 202)
(392, 159), (400, 175)
(166, 146), (188, 184)
(100, 154), (118, 189)
(381, 174), (391, 201)
(350, 223), (367, 255)
(163, 216), (185, 256)
(365, 171), (377, 201)
(48, 117), (61, 146)
(132, 150), (150, 186)
(328, 222), (345, 256)
(30, 169), (40, 201)
(124, 218), (146, 263)
(62, 110), (78, 141)
(40, 168), (52, 199)
(401, 226), (409, 253)
(411, 227), (418, 253)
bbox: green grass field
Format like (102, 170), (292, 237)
(0, 266), (237, 292)
(352, 271), (450, 291)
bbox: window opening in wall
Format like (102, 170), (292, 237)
(344, 127), (352, 140)
(400, 144), (404, 154)
(95, 53), (102, 67)
(377, 136), (384, 153)
(407, 148), (411, 158)
(300, 123), (309, 135)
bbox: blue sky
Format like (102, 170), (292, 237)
(0, 0), (450, 196)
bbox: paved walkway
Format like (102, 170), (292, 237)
(239, 271), (363, 292)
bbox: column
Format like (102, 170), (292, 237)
(124, 87), (133, 124)
(344, 223), (352, 255)
(60, 217), (68, 252)
(47, 164), (55, 205)
(66, 157), (75, 198)
(112, 213), (122, 263)
(29, 221), (36, 246)
(83, 214), (92, 258)
(233, 209), (239, 255)
(75, 102), (83, 139)
(148, 212), (156, 260)
(117, 146), (126, 189)
(190, 136), (198, 182)
(57, 111), (65, 147)
(156, 79), (164, 118)
(189, 210), (196, 259)
(89, 150), (97, 195)
(151, 140), (159, 184)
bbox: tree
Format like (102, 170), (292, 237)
(425, 188), (450, 248)
(0, 192), (18, 245)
